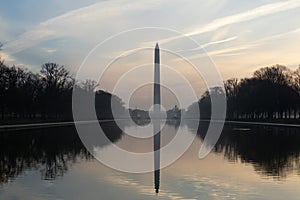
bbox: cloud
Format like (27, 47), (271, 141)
(175, 36), (238, 53)
(180, 25), (300, 60)
(207, 44), (258, 56)
(181, 44), (258, 61)
(2, 0), (163, 55)
(0, 16), (12, 42)
(4, 0), (299, 58)
(187, 36), (238, 51)
(201, 36), (237, 48)
(5, 29), (57, 54)
(4, 3), (105, 53)
(0, 51), (16, 62)
(209, 27), (300, 57)
(187, 0), (300, 36)
(158, 0), (300, 45)
(2, 0), (300, 81)
(41, 48), (57, 53)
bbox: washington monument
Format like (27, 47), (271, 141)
(154, 43), (161, 109)
(154, 43), (161, 194)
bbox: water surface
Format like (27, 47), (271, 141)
(1, 121), (300, 200)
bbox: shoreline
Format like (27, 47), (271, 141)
(0, 119), (117, 131)
(1, 118), (300, 131)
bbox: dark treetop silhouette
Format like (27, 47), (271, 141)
(187, 65), (300, 121)
(1, 55), (299, 123)
(0, 61), (125, 123)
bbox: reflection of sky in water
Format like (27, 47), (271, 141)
(1, 123), (300, 199)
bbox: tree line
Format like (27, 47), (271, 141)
(188, 64), (300, 120)
(0, 60), (125, 121)
(1, 54), (300, 122)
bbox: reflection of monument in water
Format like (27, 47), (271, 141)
(153, 43), (161, 194)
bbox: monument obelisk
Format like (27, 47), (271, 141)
(153, 43), (161, 194)
(154, 43), (161, 109)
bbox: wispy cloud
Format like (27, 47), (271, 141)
(208, 44), (258, 56)
(3, 4), (98, 54)
(201, 36), (237, 48)
(41, 48), (57, 53)
(177, 26), (300, 60)
(191, 36), (238, 51)
(0, 16), (12, 42)
(0, 52), (15, 62)
(176, 36), (237, 53)
(4, 0), (300, 57)
(158, 0), (300, 45)
(187, 0), (300, 36)
(183, 44), (258, 61)
(209, 27), (300, 57)
(3, 23), (58, 54)
(2, 0), (163, 55)
(2, 0), (300, 79)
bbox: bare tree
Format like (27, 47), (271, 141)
(40, 63), (73, 118)
(80, 79), (98, 93)
(41, 63), (71, 90)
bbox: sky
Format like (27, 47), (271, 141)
(1, 0), (300, 108)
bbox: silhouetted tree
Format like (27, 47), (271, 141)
(186, 86), (225, 119)
(95, 90), (125, 119)
(0, 59), (8, 120)
(0, 60), (125, 122)
(224, 78), (239, 119)
(81, 79), (98, 93)
(39, 63), (73, 119)
(293, 66), (300, 118)
(188, 64), (300, 121)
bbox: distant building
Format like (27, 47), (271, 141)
(167, 105), (181, 119)
(129, 108), (150, 119)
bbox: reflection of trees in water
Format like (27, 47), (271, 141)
(189, 121), (300, 178)
(219, 126), (300, 178)
(0, 126), (86, 184)
(0, 121), (123, 184)
(3, 120), (300, 185)
(165, 119), (181, 128)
